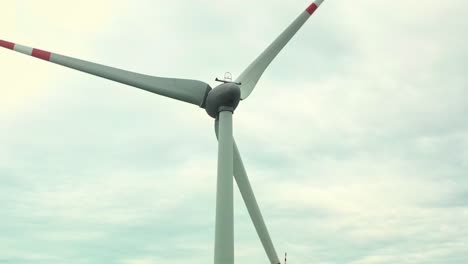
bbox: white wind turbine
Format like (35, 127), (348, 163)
(1, 1), (325, 263)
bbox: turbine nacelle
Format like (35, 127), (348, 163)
(205, 82), (241, 118)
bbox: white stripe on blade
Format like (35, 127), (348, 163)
(13, 44), (33, 56)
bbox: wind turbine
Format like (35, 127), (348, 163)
(1, 1), (325, 263)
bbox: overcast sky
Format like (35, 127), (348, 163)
(1, 0), (468, 263)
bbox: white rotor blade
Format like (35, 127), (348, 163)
(236, 0), (325, 99)
(233, 141), (280, 264)
(0, 40), (211, 107)
(214, 112), (234, 264)
(214, 123), (280, 264)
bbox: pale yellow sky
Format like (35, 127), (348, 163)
(0, 0), (129, 116)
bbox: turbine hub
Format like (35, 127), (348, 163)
(205, 83), (241, 118)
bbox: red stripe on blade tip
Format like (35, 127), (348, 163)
(306, 3), (318, 14)
(0, 40), (15, 50)
(32, 48), (51, 61)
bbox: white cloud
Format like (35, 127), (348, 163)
(1, 0), (467, 263)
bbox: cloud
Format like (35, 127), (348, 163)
(1, 0), (467, 263)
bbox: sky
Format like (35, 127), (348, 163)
(1, 0), (468, 263)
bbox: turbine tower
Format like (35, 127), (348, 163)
(1, 1), (325, 263)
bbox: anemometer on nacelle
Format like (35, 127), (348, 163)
(215, 72), (241, 85)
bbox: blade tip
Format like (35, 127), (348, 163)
(0, 39), (15, 50)
(306, 0), (324, 14)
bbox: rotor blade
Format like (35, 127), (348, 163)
(0, 40), (211, 107)
(214, 112), (234, 264)
(214, 124), (280, 264)
(236, 0), (325, 99)
(233, 141), (280, 264)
